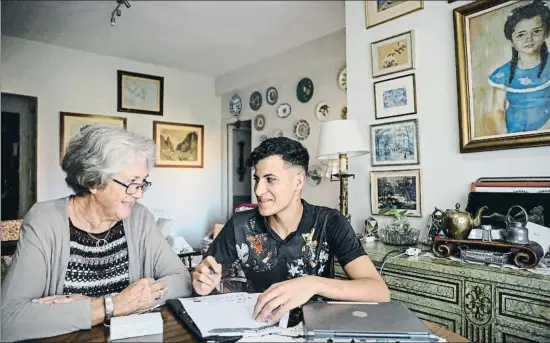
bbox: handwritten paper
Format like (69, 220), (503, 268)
(179, 292), (288, 337)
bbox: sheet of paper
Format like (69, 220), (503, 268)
(179, 292), (288, 337)
(526, 221), (550, 255)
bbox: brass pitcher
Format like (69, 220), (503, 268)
(433, 203), (488, 240)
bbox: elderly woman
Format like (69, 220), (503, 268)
(1, 124), (192, 342)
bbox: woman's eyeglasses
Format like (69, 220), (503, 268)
(112, 179), (152, 195)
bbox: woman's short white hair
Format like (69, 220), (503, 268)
(62, 124), (156, 195)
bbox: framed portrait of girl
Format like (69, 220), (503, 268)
(454, 0), (550, 152)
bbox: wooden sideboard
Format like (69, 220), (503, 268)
(334, 241), (550, 343)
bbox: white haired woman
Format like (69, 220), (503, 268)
(1, 124), (192, 342)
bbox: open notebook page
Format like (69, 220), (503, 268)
(179, 292), (288, 337)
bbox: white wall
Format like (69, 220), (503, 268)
(1, 36), (222, 248)
(345, 1), (550, 235)
(216, 29), (347, 212)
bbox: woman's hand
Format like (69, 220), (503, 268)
(33, 294), (92, 304)
(113, 278), (167, 316)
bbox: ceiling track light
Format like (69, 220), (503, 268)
(110, 0), (131, 27)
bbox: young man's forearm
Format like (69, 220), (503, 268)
(311, 276), (391, 302)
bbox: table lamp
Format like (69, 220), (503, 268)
(316, 119), (369, 220)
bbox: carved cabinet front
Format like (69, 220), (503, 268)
(334, 246), (550, 343)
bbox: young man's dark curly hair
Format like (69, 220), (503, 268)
(246, 137), (309, 173)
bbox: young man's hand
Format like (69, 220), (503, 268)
(252, 275), (318, 323)
(191, 256), (222, 295)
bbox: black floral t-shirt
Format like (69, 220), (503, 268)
(206, 200), (366, 293)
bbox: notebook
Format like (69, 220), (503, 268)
(177, 292), (289, 338)
(302, 301), (438, 342)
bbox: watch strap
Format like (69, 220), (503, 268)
(104, 296), (114, 327)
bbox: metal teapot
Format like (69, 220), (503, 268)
(433, 203), (488, 240)
(502, 205), (530, 245)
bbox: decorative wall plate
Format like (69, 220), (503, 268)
(249, 91), (262, 111)
(296, 77), (314, 103)
(316, 102), (330, 122)
(229, 94), (242, 116)
(338, 67), (347, 90)
(306, 164), (323, 187)
(341, 106), (348, 119)
(272, 129), (284, 138)
(294, 119), (310, 140)
(260, 134), (268, 142)
(254, 114), (266, 131)
(266, 86), (278, 105)
(277, 103), (291, 118)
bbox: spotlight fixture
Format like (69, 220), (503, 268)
(110, 0), (131, 27)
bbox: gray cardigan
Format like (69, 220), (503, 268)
(1, 196), (192, 342)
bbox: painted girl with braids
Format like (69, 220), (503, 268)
(488, 0), (550, 133)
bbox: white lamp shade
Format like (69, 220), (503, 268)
(316, 119), (369, 159)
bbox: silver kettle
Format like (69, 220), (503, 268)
(502, 205), (530, 245)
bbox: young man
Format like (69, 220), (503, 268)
(191, 137), (390, 323)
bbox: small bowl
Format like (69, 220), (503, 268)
(378, 225), (420, 246)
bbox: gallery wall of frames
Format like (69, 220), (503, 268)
(59, 70), (205, 169)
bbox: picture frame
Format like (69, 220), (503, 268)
(117, 70), (164, 116)
(370, 169), (422, 217)
(370, 119), (419, 167)
(374, 73), (417, 119)
(153, 121), (204, 168)
(365, 1), (423, 29)
(60, 112), (127, 161)
(454, 0), (550, 153)
(371, 30), (415, 78)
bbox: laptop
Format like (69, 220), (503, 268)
(302, 301), (438, 342)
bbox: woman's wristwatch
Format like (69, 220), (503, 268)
(103, 296), (115, 327)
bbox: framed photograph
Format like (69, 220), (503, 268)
(153, 121), (204, 168)
(117, 70), (164, 116)
(370, 119), (419, 166)
(374, 73), (417, 119)
(454, 0), (550, 152)
(370, 169), (422, 217)
(365, 1), (423, 29)
(60, 112), (127, 161)
(371, 30), (415, 78)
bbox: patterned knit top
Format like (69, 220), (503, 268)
(62, 219), (130, 297)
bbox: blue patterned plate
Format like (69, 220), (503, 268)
(229, 94), (242, 116)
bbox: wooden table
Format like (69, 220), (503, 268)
(29, 307), (469, 342)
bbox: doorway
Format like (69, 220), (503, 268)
(226, 120), (252, 216)
(1, 93), (38, 220)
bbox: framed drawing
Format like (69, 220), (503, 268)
(365, 1), (423, 29)
(371, 30), (415, 78)
(454, 0), (550, 152)
(374, 73), (417, 119)
(370, 169), (422, 217)
(60, 112), (127, 161)
(153, 121), (204, 168)
(117, 70), (164, 116)
(370, 119), (419, 167)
